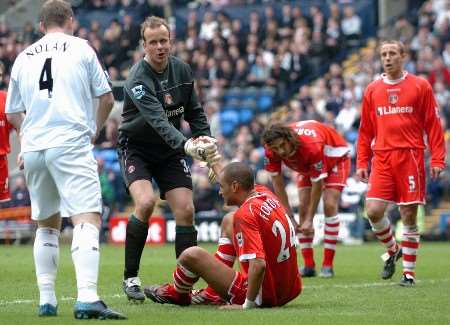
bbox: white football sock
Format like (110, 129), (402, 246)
(34, 227), (60, 307)
(72, 222), (100, 303)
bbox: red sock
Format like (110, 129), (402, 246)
(402, 225), (420, 278)
(323, 216), (339, 267)
(370, 217), (398, 255)
(214, 237), (236, 267)
(299, 233), (315, 268)
(173, 263), (198, 294)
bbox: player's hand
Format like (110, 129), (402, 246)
(17, 152), (24, 170)
(431, 166), (444, 180)
(219, 304), (243, 310)
(199, 161), (219, 184)
(196, 136), (221, 166)
(356, 168), (369, 183)
(184, 137), (217, 161)
(299, 219), (314, 236)
(207, 164), (217, 183)
(205, 150), (222, 166)
(91, 130), (99, 144)
(288, 214), (299, 233)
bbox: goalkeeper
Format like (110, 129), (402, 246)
(117, 16), (221, 302)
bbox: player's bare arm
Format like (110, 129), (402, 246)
(271, 173), (294, 217)
(93, 92), (114, 143)
(6, 112), (25, 169)
(431, 166), (444, 180)
(355, 168), (369, 183)
(220, 258), (266, 310)
(300, 179), (323, 236)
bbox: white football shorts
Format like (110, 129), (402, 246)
(23, 145), (102, 220)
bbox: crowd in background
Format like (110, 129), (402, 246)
(1, 1), (449, 229)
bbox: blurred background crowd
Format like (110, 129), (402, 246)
(1, 0), (449, 240)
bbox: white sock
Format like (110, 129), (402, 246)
(71, 222), (100, 303)
(34, 227), (60, 307)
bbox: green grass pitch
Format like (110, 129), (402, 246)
(0, 242), (449, 324)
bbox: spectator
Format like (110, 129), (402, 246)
(96, 157), (116, 211)
(393, 16), (415, 44)
(341, 6), (362, 48)
(10, 175), (30, 207)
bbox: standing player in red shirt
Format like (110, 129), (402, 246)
(144, 162), (302, 308)
(262, 121), (350, 278)
(356, 40), (445, 286)
(0, 62), (12, 203)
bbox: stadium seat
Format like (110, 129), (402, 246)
(219, 110), (239, 137)
(221, 98), (240, 112)
(241, 86), (259, 101)
(222, 87), (243, 102)
(239, 109), (254, 125)
(257, 87), (275, 113)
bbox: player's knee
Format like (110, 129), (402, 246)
(365, 202), (385, 222)
(178, 246), (203, 267)
(134, 195), (156, 219)
(172, 202), (195, 223)
(220, 212), (234, 237)
(323, 201), (338, 216)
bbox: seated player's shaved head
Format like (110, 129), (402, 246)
(222, 162), (254, 191)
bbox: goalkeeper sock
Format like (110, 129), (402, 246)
(401, 224), (419, 277)
(34, 227), (59, 307)
(71, 222), (100, 303)
(175, 225), (197, 258)
(124, 215), (148, 279)
(173, 263), (199, 294)
(323, 215), (339, 267)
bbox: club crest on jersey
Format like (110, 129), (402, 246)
(131, 85), (145, 99)
(128, 165), (135, 174)
(388, 93), (398, 104)
(313, 161), (323, 171)
(236, 232), (243, 247)
(164, 93), (173, 105)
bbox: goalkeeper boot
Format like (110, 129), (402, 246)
(191, 288), (226, 305)
(73, 300), (127, 320)
(144, 283), (191, 306)
(381, 247), (402, 280)
(123, 277), (145, 302)
(299, 266), (317, 277)
(38, 304), (57, 317)
(319, 266), (334, 278)
(399, 273), (416, 287)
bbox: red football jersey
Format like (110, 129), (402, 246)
(233, 184), (301, 307)
(264, 120), (349, 182)
(0, 91), (12, 155)
(357, 72), (445, 170)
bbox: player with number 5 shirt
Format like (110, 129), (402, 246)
(356, 40), (445, 286)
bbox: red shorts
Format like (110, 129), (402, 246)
(0, 155), (10, 202)
(297, 156), (350, 191)
(227, 271), (247, 305)
(367, 149), (425, 204)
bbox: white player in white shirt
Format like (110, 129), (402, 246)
(5, 0), (126, 320)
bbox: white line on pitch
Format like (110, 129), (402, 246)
(1, 278), (449, 306)
(304, 278), (450, 289)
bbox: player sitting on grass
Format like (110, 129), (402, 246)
(144, 162), (302, 309)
